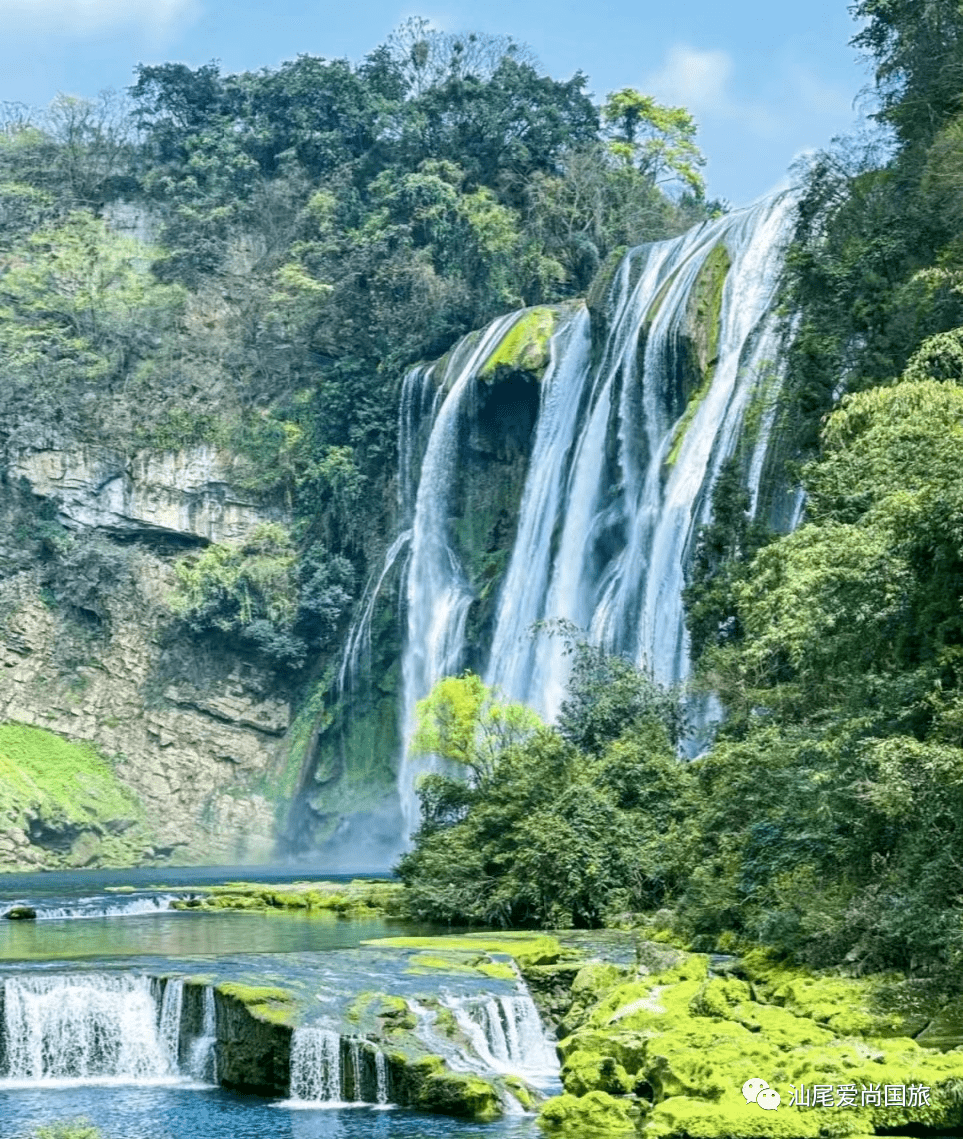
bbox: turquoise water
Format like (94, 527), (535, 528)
(0, 869), (547, 1139)
(3, 1084), (542, 1139)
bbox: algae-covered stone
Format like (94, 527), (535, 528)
(214, 983), (294, 1095)
(215, 983), (298, 1028)
(741, 950), (933, 1039)
(419, 1071), (502, 1120)
(916, 996), (963, 1049)
(479, 308), (556, 384)
(539, 1089), (637, 1135)
(562, 1049), (634, 1097)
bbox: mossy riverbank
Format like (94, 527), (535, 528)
(533, 939), (963, 1138)
(168, 878), (405, 917)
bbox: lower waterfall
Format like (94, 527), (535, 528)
(1, 974), (176, 1083)
(287, 1028), (393, 1107)
(445, 994), (559, 1083)
(188, 985), (217, 1083)
(288, 1027), (343, 1104)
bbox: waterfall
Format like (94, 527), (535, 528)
(398, 311), (524, 835)
(349, 1037), (363, 1103)
(375, 1049), (389, 1106)
(484, 193), (798, 717)
(444, 993), (559, 1082)
(21, 894), (179, 920)
(158, 978), (184, 1069)
(289, 1027), (343, 1104)
(1, 974), (175, 1082)
(187, 986), (217, 1083)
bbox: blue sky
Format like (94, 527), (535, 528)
(0, 0), (872, 206)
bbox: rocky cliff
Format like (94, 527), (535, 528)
(0, 442), (289, 868)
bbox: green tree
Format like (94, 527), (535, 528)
(602, 88), (706, 195)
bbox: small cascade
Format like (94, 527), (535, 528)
(289, 1027), (343, 1104)
(349, 1037), (363, 1103)
(1, 974), (174, 1082)
(22, 894), (179, 921)
(187, 987), (217, 1084)
(158, 978), (184, 1069)
(445, 993), (559, 1081)
(374, 1049), (389, 1106)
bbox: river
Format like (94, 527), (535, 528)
(0, 869), (552, 1139)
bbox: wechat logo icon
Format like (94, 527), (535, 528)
(743, 1078), (781, 1111)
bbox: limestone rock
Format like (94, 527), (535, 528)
(11, 443), (281, 544)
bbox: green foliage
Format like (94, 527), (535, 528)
(169, 524), (353, 666)
(680, 377), (963, 971)
(411, 671), (541, 783)
(0, 211), (186, 418)
(398, 660), (694, 928)
(557, 639), (686, 753)
(602, 88), (706, 196)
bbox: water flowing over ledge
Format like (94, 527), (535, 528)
(388, 193), (798, 834)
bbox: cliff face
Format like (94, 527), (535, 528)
(0, 207), (794, 872)
(0, 443), (290, 868)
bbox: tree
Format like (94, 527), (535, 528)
(602, 88), (706, 195)
(556, 638), (686, 753)
(411, 672), (541, 784)
(851, 0), (963, 145)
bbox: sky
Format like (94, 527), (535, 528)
(0, 0), (874, 206)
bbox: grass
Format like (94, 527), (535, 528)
(0, 722), (145, 841)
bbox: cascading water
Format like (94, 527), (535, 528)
(188, 986), (218, 1083)
(1, 974), (175, 1083)
(444, 993), (559, 1084)
(374, 1049), (389, 1106)
(158, 978), (184, 1069)
(288, 1027), (343, 1104)
(488, 194), (797, 715)
(398, 311), (525, 834)
(301, 189), (798, 849)
(393, 194), (797, 831)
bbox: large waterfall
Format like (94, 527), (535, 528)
(395, 193), (797, 833)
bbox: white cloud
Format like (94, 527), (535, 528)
(0, 0), (198, 37)
(644, 44), (777, 136)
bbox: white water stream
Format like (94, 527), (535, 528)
(391, 194), (797, 830)
(1, 974), (177, 1084)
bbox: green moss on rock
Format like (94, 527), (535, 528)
(549, 945), (963, 1139)
(479, 308), (556, 383)
(539, 1089), (638, 1135)
(216, 982), (298, 1028)
(664, 244), (731, 468)
(0, 721), (152, 869)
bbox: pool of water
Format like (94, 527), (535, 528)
(2, 1084), (543, 1139)
(0, 867), (418, 961)
(0, 868), (554, 1139)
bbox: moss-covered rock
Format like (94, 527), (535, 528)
(546, 944), (963, 1139)
(539, 1089), (638, 1135)
(663, 244), (731, 467)
(479, 308), (556, 384)
(169, 878), (404, 917)
(419, 1070), (503, 1119)
(213, 982), (295, 1094)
